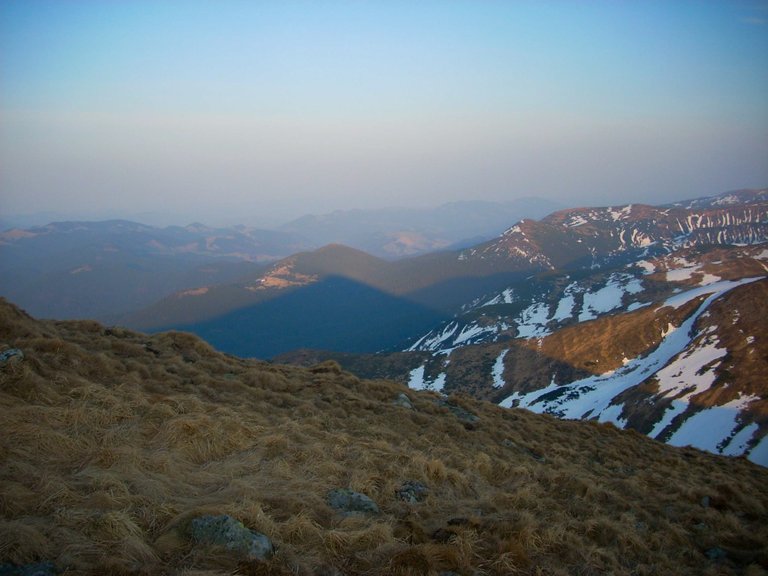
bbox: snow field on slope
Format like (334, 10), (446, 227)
(516, 302), (551, 338)
(551, 283), (577, 322)
(647, 327), (728, 438)
(406, 322), (460, 352)
(500, 277), (764, 456)
(492, 349), (508, 389)
(407, 365), (446, 393)
(507, 273), (646, 339)
(578, 274), (643, 322)
(666, 394), (761, 462)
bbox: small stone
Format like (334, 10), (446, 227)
(190, 514), (274, 561)
(436, 399), (480, 430)
(693, 522), (708, 532)
(700, 496), (710, 508)
(326, 488), (380, 515)
(393, 393), (415, 410)
(395, 480), (429, 503)
(526, 448), (546, 463)
(0, 348), (23, 365)
(705, 547), (727, 561)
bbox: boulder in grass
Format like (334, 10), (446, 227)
(436, 398), (480, 430)
(190, 514), (274, 561)
(395, 480), (429, 503)
(326, 488), (380, 515)
(0, 348), (23, 366)
(393, 393), (415, 410)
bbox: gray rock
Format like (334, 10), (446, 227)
(190, 514), (274, 561)
(0, 348), (23, 365)
(393, 393), (415, 410)
(326, 488), (380, 515)
(395, 480), (429, 503)
(0, 563), (58, 576)
(436, 398), (480, 430)
(705, 546), (727, 561)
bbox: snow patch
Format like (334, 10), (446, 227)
(578, 274), (642, 322)
(635, 260), (656, 274)
(407, 365), (446, 393)
(516, 302), (551, 338)
(551, 283), (578, 322)
(482, 288), (515, 306)
(491, 349), (508, 388)
(667, 395), (759, 454)
(655, 329), (726, 400)
(660, 278), (761, 310)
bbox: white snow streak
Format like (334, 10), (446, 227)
(578, 274), (643, 322)
(667, 395), (759, 454)
(491, 349), (508, 388)
(407, 365), (446, 393)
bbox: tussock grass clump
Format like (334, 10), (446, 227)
(1, 297), (767, 575)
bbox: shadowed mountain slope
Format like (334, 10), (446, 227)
(126, 189), (768, 359)
(1, 298), (768, 575)
(179, 276), (451, 358)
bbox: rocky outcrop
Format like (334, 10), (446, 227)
(190, 514), (274, 561)
(326, 489), (380, 516)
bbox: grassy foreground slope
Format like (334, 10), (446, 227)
(1, 298), (767, 576)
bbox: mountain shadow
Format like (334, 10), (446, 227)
(160, 275), (452, 358)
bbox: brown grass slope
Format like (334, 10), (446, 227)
(1, 298), (768, 576)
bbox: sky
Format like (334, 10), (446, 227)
(1, 0), (767, 227)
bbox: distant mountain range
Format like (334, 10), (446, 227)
(277, 197), (562, 258)
(0, 198), (560, 322)
(0, 220), (305, 322)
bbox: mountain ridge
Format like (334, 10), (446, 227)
(127, 188), (768, 358)
(277, 197), (563, 258)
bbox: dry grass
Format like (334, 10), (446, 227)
(1, 297), (767, 575)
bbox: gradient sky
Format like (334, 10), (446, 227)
(1, 0), (767, 226)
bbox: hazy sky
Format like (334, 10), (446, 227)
(2, 1), (767, 227)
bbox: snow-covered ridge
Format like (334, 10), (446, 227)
(462, 193), (768, 271)
(410, 242), (767, 354)
(408, 271), (650, 352)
